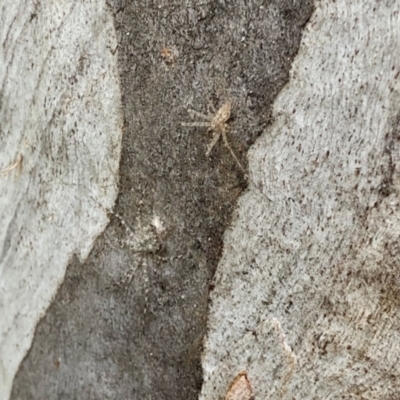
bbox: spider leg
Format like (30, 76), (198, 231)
(206, 132), (221, 156)
(221, 130), (244, 171)
(188, 109), (213, 120)
(181, 122), (211, 127)
(207, 101), (217, 114)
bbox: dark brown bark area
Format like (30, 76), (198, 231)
(11, 1), (313, 399)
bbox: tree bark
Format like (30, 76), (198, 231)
(0, 2), (121, 399)
(5, 1), (398, 400)
(201, 1), (400, 399)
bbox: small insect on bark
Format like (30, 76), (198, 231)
(182, 100), (244, 170)
(182, 99), (273, 203)
(225, 371), (254, 400)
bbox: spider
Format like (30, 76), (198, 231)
(182, 100), (273, 203)
(182, 100), (243, 169)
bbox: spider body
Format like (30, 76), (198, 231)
(210, 100), (231, 132)
(182, 100), (237, 158)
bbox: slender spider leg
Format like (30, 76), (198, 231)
(221, 130), (244, 171)
(206, 132), (221, 156)
(207, 101), (217, 113)
(188, 109), (213, 119)
(181, 122), (211, 127)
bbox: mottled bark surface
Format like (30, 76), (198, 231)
(0, 2), (121, 399)
(201, 1), (400, 399)
(11, 1), (312, 399)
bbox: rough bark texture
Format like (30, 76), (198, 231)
(8, 0), (399, 399)
(201, 1), (400, 399)
(0, 2), (121, 399)
(9, 0), (313, 399)
(9, 0), (400, 400)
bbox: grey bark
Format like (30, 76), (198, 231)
(201, 1), (400, 399)
(9, 1), (312, 399)
(0, 2), (121, 399)
(5, 0), (399, 399)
